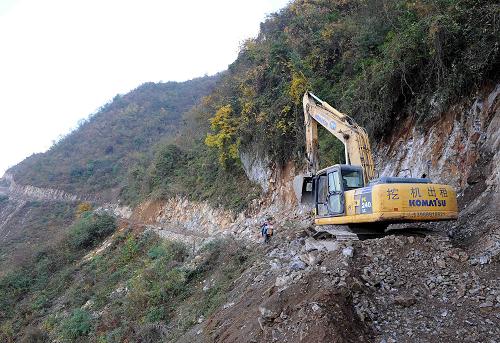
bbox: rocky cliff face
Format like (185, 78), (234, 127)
(240, 149), (272, 193)
(375, 83), (499, 192)
(3, 173), (91, 202)
(373, 84), (499, 255)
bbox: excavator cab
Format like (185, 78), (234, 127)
(314, 165), (364, 217)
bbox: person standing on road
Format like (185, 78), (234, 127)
(260, 217), (274, 243)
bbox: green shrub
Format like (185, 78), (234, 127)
(147, 240), (186, 262)
(60, 309), (92, 339)
(68, 213), (116, 250)
(147, 245), (167, 260)
(145, 306), (167, 322)
(119, 234), (140, 264)
(31, 293), (49, 311)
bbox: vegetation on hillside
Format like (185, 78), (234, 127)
(121, 140), (261, 211)
(0, 212), (116, 340)
(0, 200), (77, 276)
(9, 76), (219, 197)
(125, 0), (498, 208)
(204, 0), (499, 166)
(120, 96), (262, 211)
(0, 212), (253, 342)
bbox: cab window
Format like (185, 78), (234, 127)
(328, 170), (341, 192)
(327, 170), (343, 214)
(341, 170), (363, 190)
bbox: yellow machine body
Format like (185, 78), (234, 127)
(315, 182), (458, 226)
(295, 92), (459, 227)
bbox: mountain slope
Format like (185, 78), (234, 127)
(8, 75), (219, 200)
(0, 0), (498, 341)
(200, 0), (499, 167)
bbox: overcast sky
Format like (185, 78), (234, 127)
(0, 0), (289, 176)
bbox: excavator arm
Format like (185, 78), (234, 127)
(302, 92), (375, 184)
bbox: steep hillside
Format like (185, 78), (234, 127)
(0, 76), (221, 275)
(123, 0), (499, 209)
(0, 0), (499, 342)
(8, 76), (218, 200)
(199, 0), (499, 168)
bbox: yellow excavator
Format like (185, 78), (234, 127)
(294, 92), (458, 232)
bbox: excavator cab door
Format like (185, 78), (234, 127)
(315, 167), (345, 217)
(327, 168), (344, 216)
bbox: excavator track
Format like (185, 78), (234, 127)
(308, 224), (447, 242)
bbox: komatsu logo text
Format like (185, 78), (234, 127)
(408, 199), (447, 207)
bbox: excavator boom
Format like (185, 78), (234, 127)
(302, 92), (374, 183)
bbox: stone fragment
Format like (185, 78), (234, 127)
(459, 252), (469, 262)
(479, 255), (490, 265)
(304, 238), (339, 252)
(269, 260), (281, 270)
(275, 275), (291, 288)
(299, 254), (310, 265)
(342, 246), (354, 258)
(259, 306), (278, 320)
(479, 301), (493, 308)
(223, 302), (235, 310)
(311, 303), (321, 312)
(394, 295), (417, 307)
(290, 259), (306, 271)
(468, 287), (481, 295)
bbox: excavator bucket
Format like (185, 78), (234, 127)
(293, 174), (315, 205)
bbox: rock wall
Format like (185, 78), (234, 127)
(373, 84), (499, 253)
(375, 83), (499, 193)
(3, 173), (93, 202)
(131, 197), (235, 237)
(240, 149), (272, 192)
(0, 173), (132, 219)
